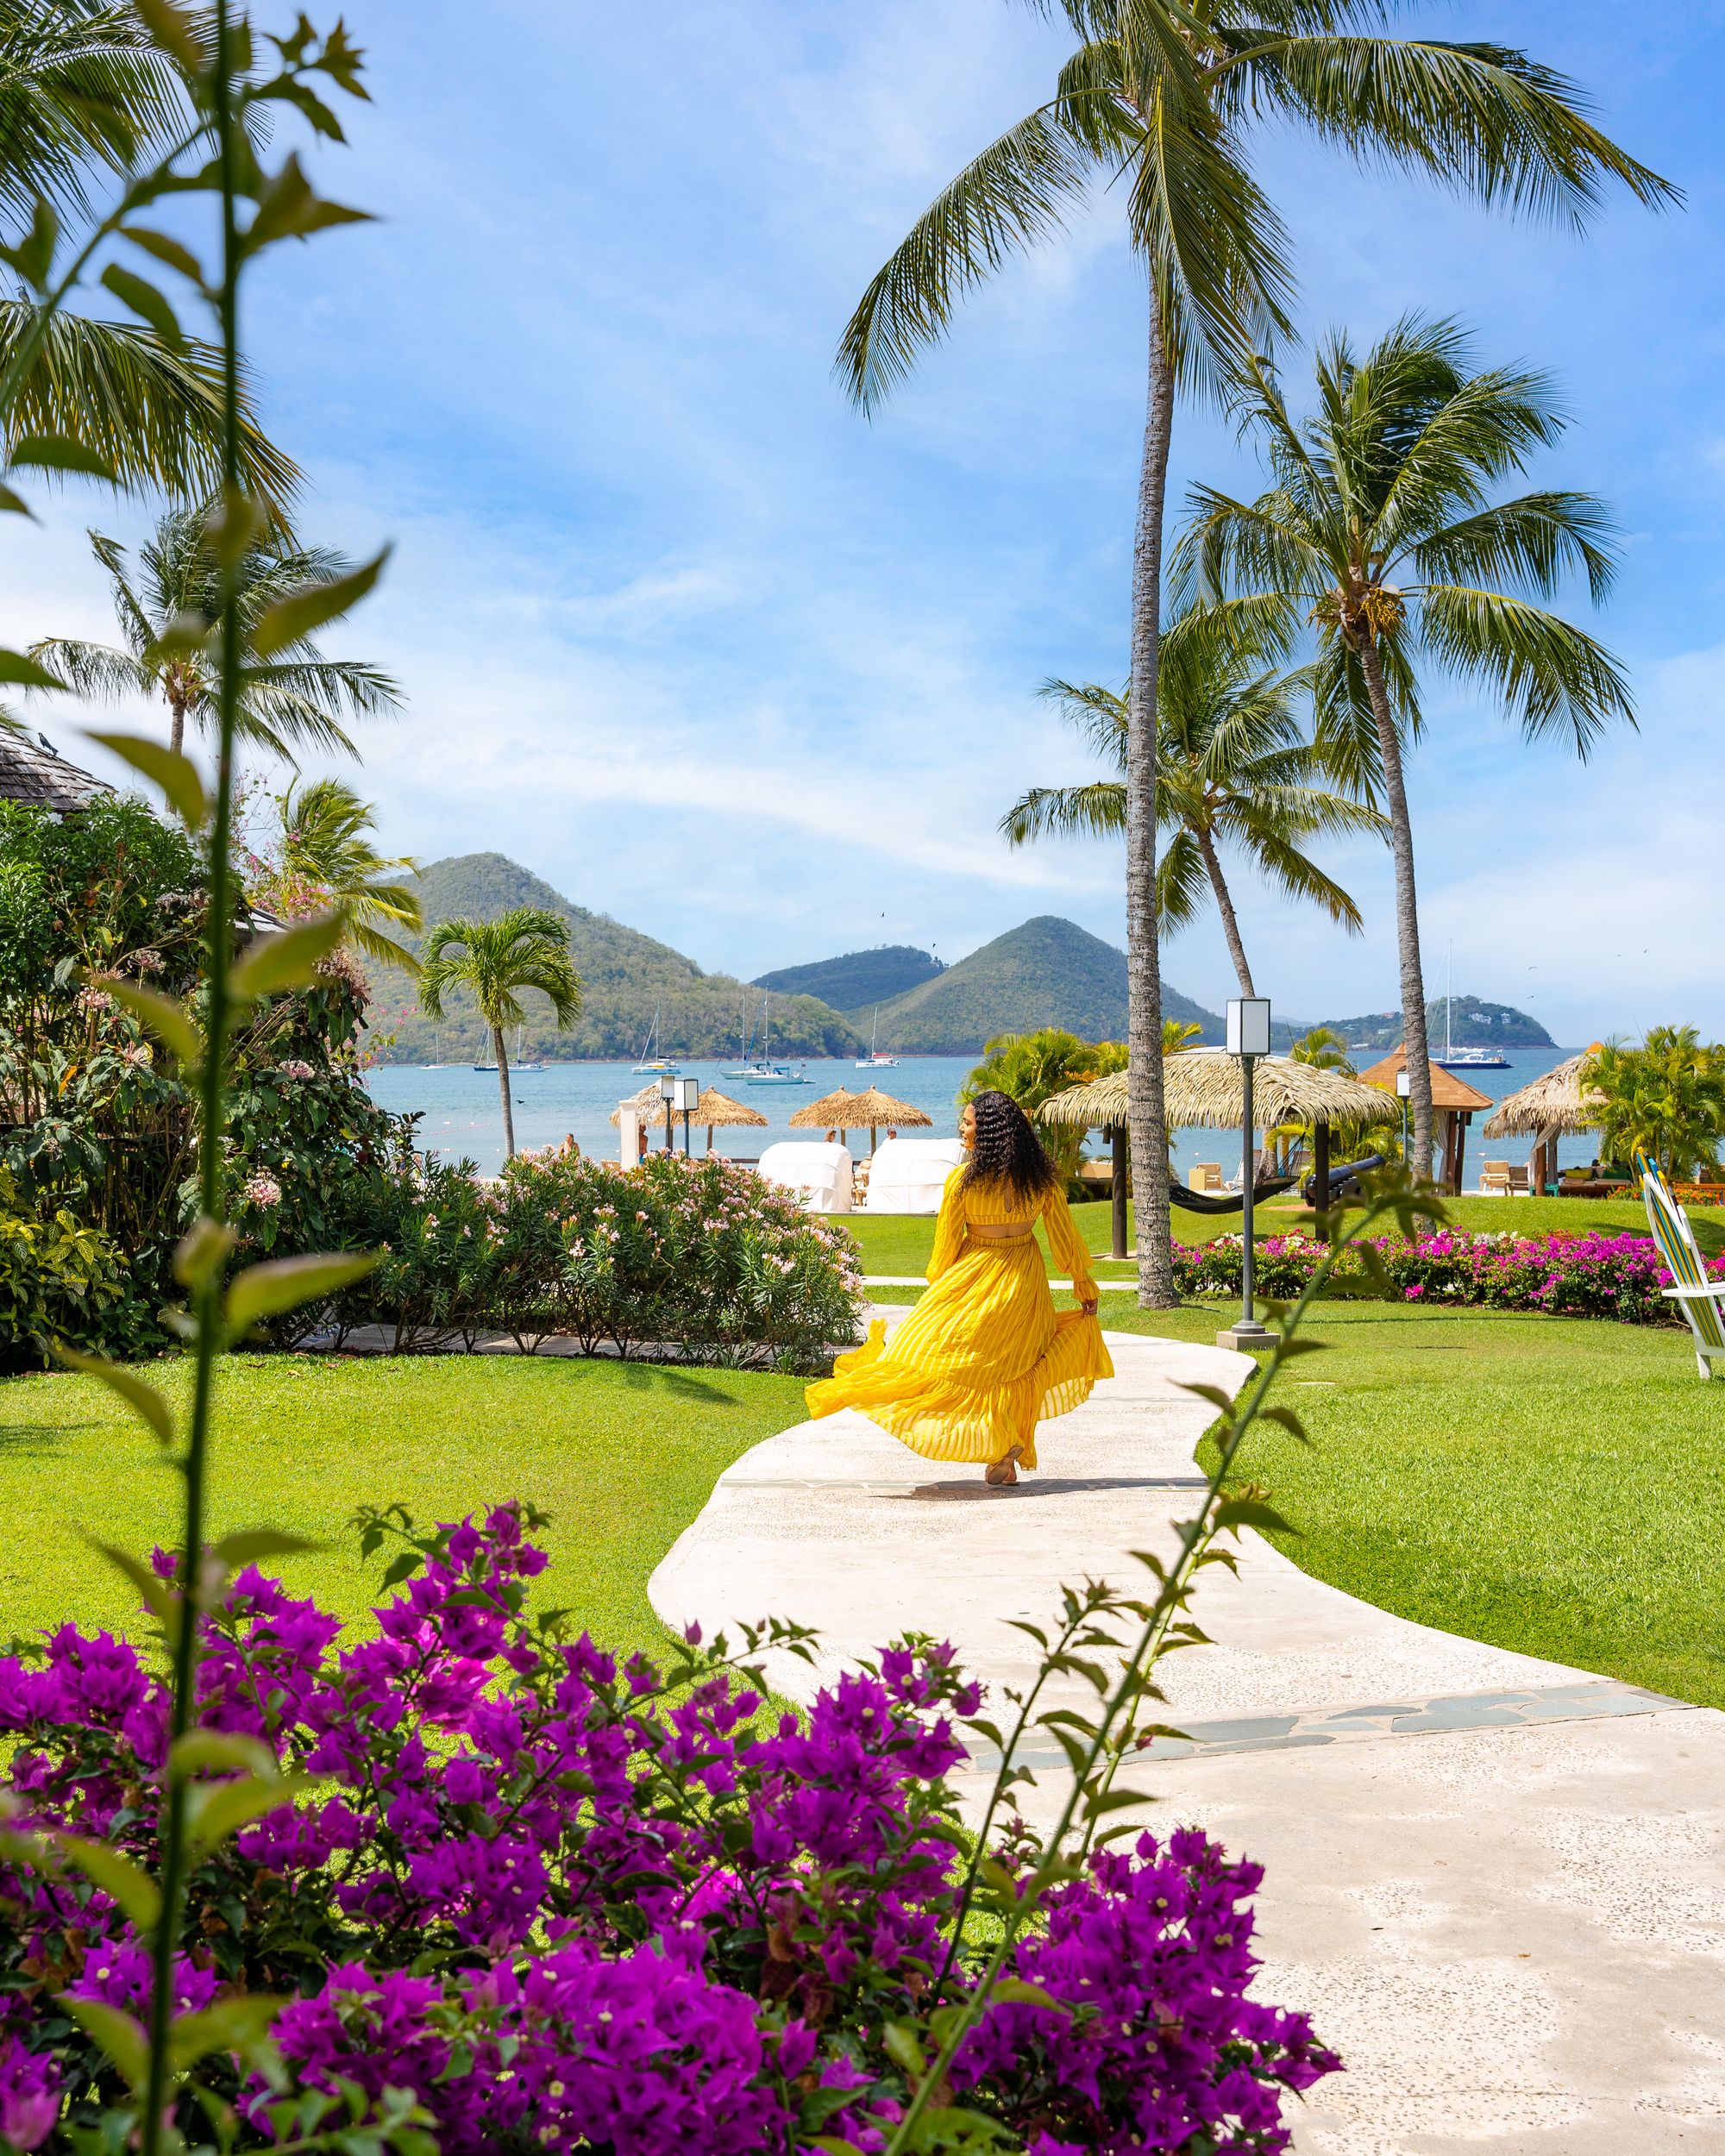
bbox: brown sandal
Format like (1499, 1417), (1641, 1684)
(984, 1445), (1025, 1487)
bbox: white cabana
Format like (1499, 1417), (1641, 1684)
(756, 1139), (854, 1215)
(862, 1135), (967, 1214)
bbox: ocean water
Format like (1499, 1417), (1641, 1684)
(363, 1046), (1595, 1182)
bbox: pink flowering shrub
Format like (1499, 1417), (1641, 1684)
(309, 1149), (865, 1369)
(1177, 1225), (1704, 1325)
(0, 1507), (1336, 2152)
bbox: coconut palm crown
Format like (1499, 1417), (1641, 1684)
(274, 776), (423, 971)
(1173, 315), (1633, 1165)
(418, 909), (582, 1159)
(34, 505), (401, 758)
(1001, 610), (1386, 996)
(837, 0), (1672, 1306)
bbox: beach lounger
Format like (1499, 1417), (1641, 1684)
(1639, 1153), (1725, 1380)
(1507, 1165), (1533, 1194)
(1478, 1160), (1510, 1195)
(1189, 1163), (1224, 1193)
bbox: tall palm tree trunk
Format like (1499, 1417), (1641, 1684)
(492, 1025), (516, 1160)
(1357, 636), (1433, 1169)
(1127, 301), (1176, 1307)
(1195, 828), (1256, 995)
(169, 697), (185, 755)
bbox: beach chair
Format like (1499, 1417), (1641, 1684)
(1638, 1153), (1725, 1380)
(1506, 1165), (1533, 1195)
(1190, 1163), (1224, 1194)
(1478, 1160), (1510, 1195)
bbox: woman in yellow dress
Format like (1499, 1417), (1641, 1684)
(806, 1089), (1113, 1484)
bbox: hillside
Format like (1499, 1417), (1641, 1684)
(1324, 996), (1553, 1052)
(754, 943), (944, 1012)
(369, 854), (859, 1062)
(865, 915), (1223, 1054)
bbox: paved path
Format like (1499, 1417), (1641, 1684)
(650, 1326), (1725, 2153)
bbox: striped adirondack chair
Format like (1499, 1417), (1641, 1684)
(1639, 1152), (1725, 1379)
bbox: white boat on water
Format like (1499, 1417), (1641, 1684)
(1432, 944), (1509, 1069)
(741, 1061), (808, 1087)
(631, 1006), (679, 1075)
(855, 1006), (898, 1069)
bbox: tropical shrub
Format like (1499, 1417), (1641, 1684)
(1177, 1226), (1706, 1324)
(0, 1168), (131, 1373)
(297, 1148), (866, 1370)
(0, 1507), (1339, 2153)
(1584, 1029), (1725, 1178)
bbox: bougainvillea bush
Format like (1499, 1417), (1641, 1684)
(1176, 1226), (1703, 1325)
(0, 1507), (1337, 2153)
(298, 1148), (865, 1372)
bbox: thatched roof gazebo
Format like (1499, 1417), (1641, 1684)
(1359, 1046), (1493, 1194)
(792, 1085), (931, 1153)
(1040, 1052), (1402, 1255)
(1481, 1049), (1605, 1194)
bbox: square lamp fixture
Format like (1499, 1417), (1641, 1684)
(1226, 997), (1272, 1058)
(658, 1074), (678, 1104)
(674, 1076), (699, 1115)
(1396, 1069), (1412, 1098)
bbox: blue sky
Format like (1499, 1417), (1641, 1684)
(8, 1), (1725, 1043)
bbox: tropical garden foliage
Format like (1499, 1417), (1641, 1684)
(243, 774), (423, 969)
(1584, 1028), (1725, 1179)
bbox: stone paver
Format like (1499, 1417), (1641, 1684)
(649, 1328), (1725, 2153)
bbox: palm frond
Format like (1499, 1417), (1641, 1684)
(27, 634), (147, 702)
(999, 779), (1126, 845)
(1412, 491), (1619, 604)
(834, 102), (1097, 411)
(0, 301), (298, 511)
(1417, 583), (1633, 754)
(1155, 824), (1209, 932)
(0, 1), (184, 222)
(1036, 675), (1128, 765)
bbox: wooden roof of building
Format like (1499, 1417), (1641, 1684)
(0, 728), (110, 815)
(1358, 1044), (1494, 1112)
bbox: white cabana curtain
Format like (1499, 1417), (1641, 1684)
(863, 1136), (967, 1214)
(756, 1140), (855, 1214)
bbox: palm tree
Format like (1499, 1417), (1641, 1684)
(1176, 317), (1634, 1170)
(0, 7), (296, 506)
(34, 505), (401, 757)
(836, 2), (1670, 1304)
(273, 776), (423, 970)
(418, 910), (582, 1159)
(1001, 612), (1385, 995)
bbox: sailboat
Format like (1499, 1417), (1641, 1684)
(513, 1023), (546, 1074)
(731, 993), (808, 1086)
(1433, 942), (1508, 1070)
(855, 1006), (898, 1069)
(632, 1006), (679, 1075)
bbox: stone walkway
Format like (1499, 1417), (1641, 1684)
(649, 1325), (1725, 2153)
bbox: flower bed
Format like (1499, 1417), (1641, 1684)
(265, 1148), (864, 1372)
(1176, 1225), (1709, 1324)
(0, 1508), (1337, 2153)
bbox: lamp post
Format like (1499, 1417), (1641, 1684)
(658, 1073), (677, 1155)
(674, 1075), (699, 1157)
(1220, 998), (1276, 1353)
(1396, 1066), (1411, 1166)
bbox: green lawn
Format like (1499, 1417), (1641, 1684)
(1089, 1298), (1725, 1712)
(0, 1355), (811, 1657)
(844, 1191), (1711, 1281)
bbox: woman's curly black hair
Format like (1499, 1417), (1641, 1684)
(962, 1088), (1058, 1201)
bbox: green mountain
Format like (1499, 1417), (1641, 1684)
(368, 854), (860, 1062)
(754, 943), (944, 1011)
(866, 915), (1223, 1055)
(1321, 996), (1553, 1052)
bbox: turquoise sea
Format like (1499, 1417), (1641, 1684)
(364, 1046), (1598, 1182)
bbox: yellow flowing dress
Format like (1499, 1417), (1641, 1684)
(805, 1166), (1113, 1470)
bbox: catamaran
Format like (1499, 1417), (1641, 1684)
(1433, 943), (1508, 1070)
(727, 993), (809, 1085)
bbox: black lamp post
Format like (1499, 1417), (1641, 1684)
(658, 1073), (677, 1155)
(1219, 997), (1276, 1353)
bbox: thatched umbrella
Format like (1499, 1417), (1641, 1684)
(792, 1086), (931, 1153)
(688, 1086), (768, 1155)
(1481, 1048), (1604, 1193)
(611, 1081), (668, 1125)
(790, 1087), (866, 1133)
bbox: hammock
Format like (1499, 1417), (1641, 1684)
(1166, 1175), (1299, 1216)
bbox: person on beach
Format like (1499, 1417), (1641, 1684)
(806, 1089), (1112, 1485)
